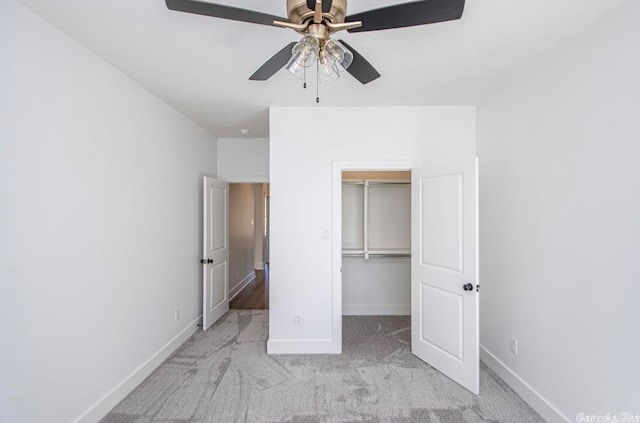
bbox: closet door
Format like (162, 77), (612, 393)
(411, 159), (479, 394)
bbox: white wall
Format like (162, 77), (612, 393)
(1, 3), (217, 422)
(268, 107), (476, 353)
(229, 183), (256, 298)
(477, 0), (640, 420)
(217, 138), (269, 182)
(0, 2), (17, 421)
(342, 257), (411, 315)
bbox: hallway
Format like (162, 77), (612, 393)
(229, 268), (268, 310)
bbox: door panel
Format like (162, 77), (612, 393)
(420, 284), (463, 361)
(209, 185), (226, 252)
(207, 261), (228, 311)
(420, 173), (463, 272)
(412, 159), (479, 394)
(203, 177), (229, 330)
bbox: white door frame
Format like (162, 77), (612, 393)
(331, 160), (415, 353)
(201, 177), (267, 326)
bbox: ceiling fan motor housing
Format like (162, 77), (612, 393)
(286, 0), (347, 26)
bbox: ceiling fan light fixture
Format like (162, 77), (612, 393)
(285, 59), (306, 81)
(317, 49), (340, 84)
(324, 39), (353, 71)
(285, 35), (320, 80)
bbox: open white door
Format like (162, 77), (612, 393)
(202, 177), (229, 330)
(411, 158), (479, 394)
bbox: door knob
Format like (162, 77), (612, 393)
(207, 258), (214, 264)
(463, 283), (474, 291)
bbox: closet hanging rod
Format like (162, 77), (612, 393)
(342, 252), (412, 258)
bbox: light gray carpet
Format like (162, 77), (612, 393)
(101, 311), (545, 423)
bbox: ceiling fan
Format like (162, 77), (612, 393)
(165, 0), (465, 86)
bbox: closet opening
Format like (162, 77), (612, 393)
(341, 170), (412, 347)
(332, 159), (479, 392)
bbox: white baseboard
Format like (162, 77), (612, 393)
(267, 338), (339, 354)
(73, 315), (201, 423)
(480, 345), (571, 423)
(229, 271), (256, 301)
(342, 304), (410, 316)
(254, 262), (264, 270)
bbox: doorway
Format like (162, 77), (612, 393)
(331, 161), (414, 352)
(227, 183), (270, 310)
(341, 170), (411, 316)
(331, 159), (479, 394)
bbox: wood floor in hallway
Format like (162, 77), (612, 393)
(230, 267), (269, 310)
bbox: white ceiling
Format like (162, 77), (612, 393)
(19, 0), (624, 138)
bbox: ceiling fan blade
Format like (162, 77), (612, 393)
(338, 40), (380, 85)
(166, 0), (287, 27)
(346, 0), (465, 33)
(306, 0), (333, 13)
(249, 42), (296, 81)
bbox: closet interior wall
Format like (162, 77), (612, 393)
(342, 171), (411, 316)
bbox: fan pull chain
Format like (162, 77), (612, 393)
(303, 66), (307, 89)
(316, 61), (320, 103)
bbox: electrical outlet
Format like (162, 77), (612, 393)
(174, 309), (180, 322)
(294, 313), (302, 325)
(510, 337), (518, 355)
